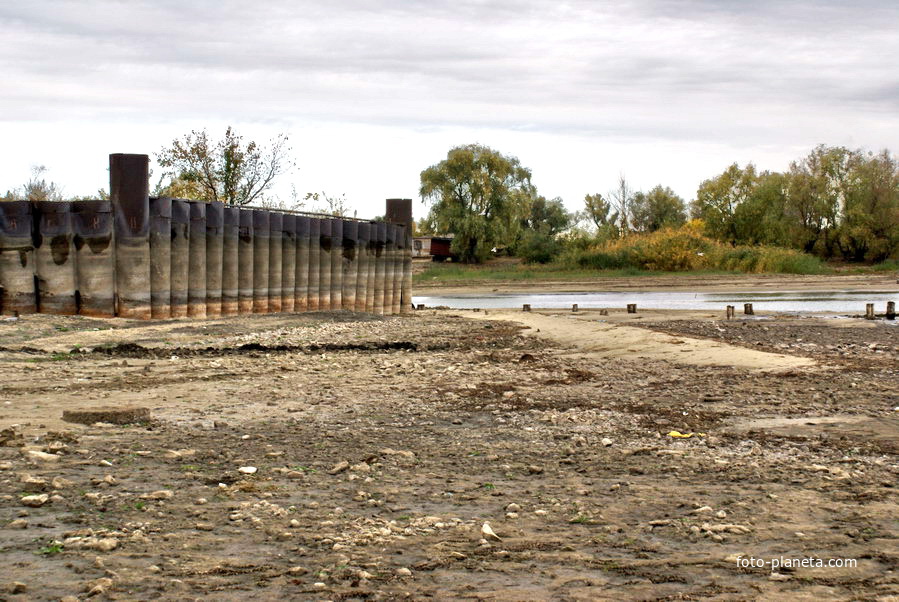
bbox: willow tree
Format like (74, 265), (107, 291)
(419, 144), (532, 263)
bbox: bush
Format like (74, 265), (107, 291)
(515, 231), (562, 264)
(560, 225), (826, 274)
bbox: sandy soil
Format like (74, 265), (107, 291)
(0, 308), (896, 600)
(414, 271), (899, 296)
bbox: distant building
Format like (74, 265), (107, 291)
(413, 236), (455, 261)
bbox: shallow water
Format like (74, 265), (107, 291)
(413, 289), (898, 314)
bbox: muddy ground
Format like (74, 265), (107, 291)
(0, 308), (897, 601)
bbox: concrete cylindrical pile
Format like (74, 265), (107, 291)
(187, 201), (207, 318)
(373, 222), (386, 315)
(110, 153), (151, 319)
(237, 208), (254, 314)
(391, 224), (404, 315)
(34, 201), (77, 315)
(330, 219), (343, 310)
(221, 206), (240, 316)
(0, 201), (36, 315)
(307, 218), (320, 311)
(295, 216), (310, 312)
(341, 220), (357, 310)
(318, 218), (331, 311)
(354, 222), (369, 312)
(281, 214), (296, 312)
(252, 210), (270, 313)
(169, 200), (190, 318)
(383, 223), (396, 315)
(401, 224), (412, 314)
(268, 212), (283, 313)
(365, 223), (376, 312)
(149, 197), (172, 318)
(72, 200), (114, 317)
(205, 201), (224, 318)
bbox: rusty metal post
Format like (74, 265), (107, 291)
(205, 201), (224, 318)
(281, 214), (296, 312)
(386, 199), (413, 315)
(252, 210), (270, 313)
(355, 222), (369, 312)
(187, 201), (207, 318)
(373, 222), (386, 314)
(34, 201), (77, 314)
(0, 201), (36, 315)
(295, 216), (310, 312)
(366, 223), (377, 312)
(237, 208), (254, 314)
(148, 197), (172, 318)
(268, 212), (283, 313)
(110, 153), (151, 319)
(330, 218), (343, 310)
(341, 220), (357, 311)
(169, 200), (190, 318)
(221, 206), (239, 316)
(318, 218), (331, 310)
(384, 224), (396, 314)
(306, 218), (320, 311)
(72, 200), (115, 317)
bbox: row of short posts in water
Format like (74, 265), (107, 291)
(0, 154), (413, 318)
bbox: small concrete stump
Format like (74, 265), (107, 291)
(416, 304), (425, 310)
(62, 406), (151, 425)
(865, 303), (875, 320)
(522, 304), (531, 312)
(744, 303), (754, 315)
(571, 304), (578, 313)
(887, 301), (896, 320)
(626, 303), (637, 314)
(599, 309), (608, 316)
(726, 305), (735, 320)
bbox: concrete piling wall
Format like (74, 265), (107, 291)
(205, 201), (224, 318)
(0, 201), (36, 315)
(221, 206), (240, 316)
(268, 212), (283, 313)
(237, 208), (254, 315)
(187, 201), (207, 318)
(72, 200), (115, 317)
(149, 197), (172, 319)
(170, 200), (190, 318)
(34, 201), (77, 315)
(281, 214), (296, 313)
(0, 180), (412, 319)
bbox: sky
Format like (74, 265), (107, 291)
(2, 0), (898, 220)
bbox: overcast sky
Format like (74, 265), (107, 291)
(2, 0), (897, 219)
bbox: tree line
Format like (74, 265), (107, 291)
(419, 143), (899, 264)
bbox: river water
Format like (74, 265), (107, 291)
(412, 289), (898, 314)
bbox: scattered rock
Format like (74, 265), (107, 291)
(396, 567), (413, 577)
(24, 450), (59, 463)
(141, 490), (174, 500)
(6, 519), (28, 529)
(21, 494), (49, 507)
(481, 522), (501, 541)
(238, 466), (258, 475)
(7, 582), (27, 594)
(601, 438), (614, 447)
(328, 461), (350, 475)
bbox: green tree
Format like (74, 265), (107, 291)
(732, 171), (789, 246)
(155, 127), (293, 205)
(692, 163), (758, 244)
(420, 144), (532, 263)
(836, 150), (899, 261)
(630, 185), (686, 232)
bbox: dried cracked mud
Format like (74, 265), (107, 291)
(0, 309), (896, 600)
